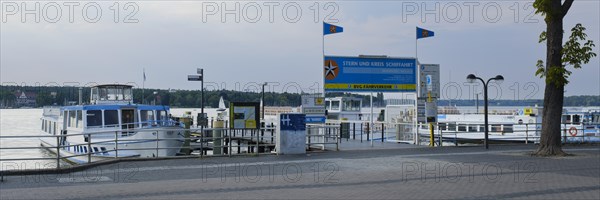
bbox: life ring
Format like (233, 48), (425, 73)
(568, 127), (578, 137)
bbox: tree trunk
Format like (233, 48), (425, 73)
(534, 0), (566, 156)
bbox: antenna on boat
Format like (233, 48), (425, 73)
(78, 87), (82, 105)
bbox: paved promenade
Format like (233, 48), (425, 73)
(1, 144), (599, 199)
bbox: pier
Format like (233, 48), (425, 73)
(1, 145), (599, 199)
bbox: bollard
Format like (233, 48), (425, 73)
(180, 117), (192, 155)
(525, 124), (529, 144)
(213, 120), (224, 155)
(429, 123), (434, 147)
(360, 123), (363, 143)
(381, 123), (385, 142)
(353, 123), (356, 140)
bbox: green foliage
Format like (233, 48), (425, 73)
(535, 23), (597, 87)
(533, 0), (555, 20)
(562, 24), (597, 69)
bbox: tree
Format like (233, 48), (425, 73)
(533, 0), (597, 156)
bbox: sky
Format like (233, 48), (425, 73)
(1, 0), (599, 101)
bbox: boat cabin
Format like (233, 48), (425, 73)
(325, 97), (362, 121)
(90, 84), (134, 105)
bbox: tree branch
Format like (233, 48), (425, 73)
(562, 0), (575, 17)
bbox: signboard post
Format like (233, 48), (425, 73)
(301, 94), (326, 123)
(229, 102), (261, 129)
(417, 64), (440, 124)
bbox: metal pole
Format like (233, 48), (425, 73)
(78, 87), (82, 105)
(115, 131), (119, 158)
(56, 136), (61, 169)
(483, 79), (489, 149)
(475, 93), (479, 114)
(525, 124), (529, 144)
(370, 93), (374, 147)
(201, 70), (204, 126)
(381, 123), (384, 142)
(87, 134), (92, 163)
(262, 83), (266, 120)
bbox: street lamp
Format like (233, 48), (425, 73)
(466, 74), (504, 149)
(188, 68), (204, 127)
(261, 82), (267, 120)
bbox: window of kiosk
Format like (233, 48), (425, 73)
(104, 110), (119, 128)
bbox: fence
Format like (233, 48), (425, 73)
(321, 120), (600, 146)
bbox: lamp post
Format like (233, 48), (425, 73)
(261, 82), (267, 120)
(188, 68), (204, 127)
(467, 74), (504, 149)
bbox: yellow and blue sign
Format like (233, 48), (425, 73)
(323, 56), (417, 92)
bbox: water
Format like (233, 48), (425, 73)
(0, 109), (67, 170)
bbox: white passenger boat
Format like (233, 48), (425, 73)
(423, 107), (600, 143)
(39, 84), (185, 164)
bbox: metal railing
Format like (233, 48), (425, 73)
(0, 126), (277, 172)
(319, 120), (600, 146)
(0, 122), (345, 175)
(306, 124), (340, 151)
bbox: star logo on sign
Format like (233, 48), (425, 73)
(324, 60), (339, 80)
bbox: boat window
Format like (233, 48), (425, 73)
(468, 125), (477, 132)
(438, 123), (447, 131)
(448, 123), (456, 131)
(593, 115), (600, 123)
(325, 100), (331, 110)
(156, 110), (166, 125)
(572, 115), (581, 124)
(123, 88), (133, 100)
(458, 124), (467, 132)
(86, 110), (102, 127)
(140, 110), (155, 126)
(331, 101), (340, 110)
(343, 100), (361, 111)
(104, 110), (119, 127)
(76, 110), (83, 128)
(69, 110), (76, 128)
(504, 125), (514, 133)
(41, 120), (45, 131)
(53, 122), (56, 135)
(491, 124), (502, 132)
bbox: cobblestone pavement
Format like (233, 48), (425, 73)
(1, 145), (599, 199)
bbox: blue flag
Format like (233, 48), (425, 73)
(417, 27), (434, 39)
(324, 22), (343, 35)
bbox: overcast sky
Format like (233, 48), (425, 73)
(1, 1), (598, 100)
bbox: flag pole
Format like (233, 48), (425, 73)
(142, 68), (145, 104)
(414, 30), (419, 145)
